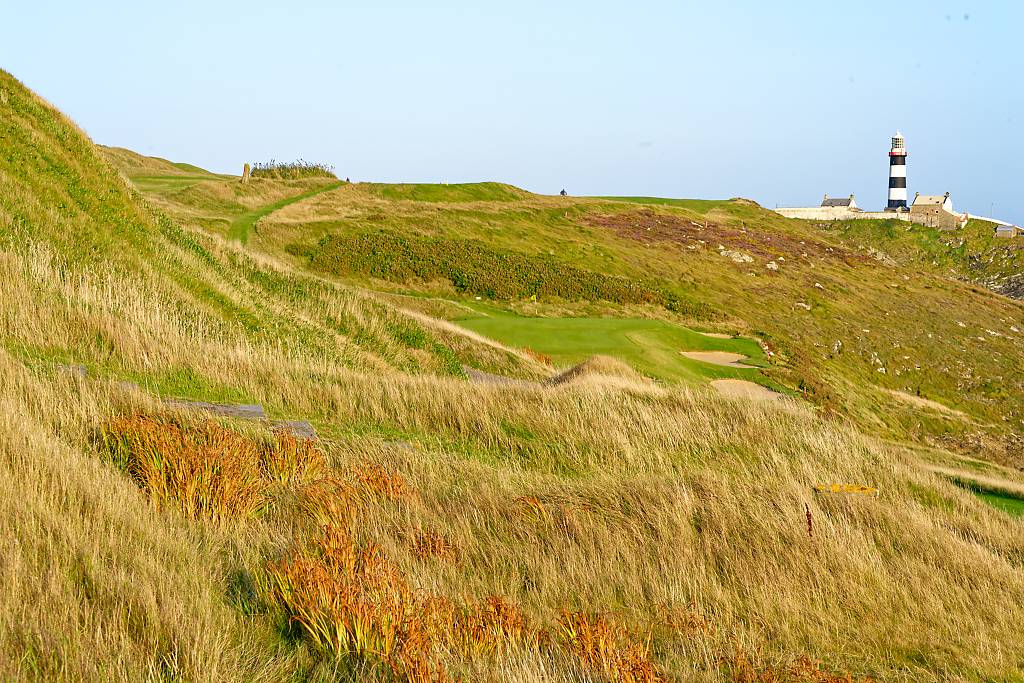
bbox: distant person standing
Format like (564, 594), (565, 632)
(560, 189), (567, 196)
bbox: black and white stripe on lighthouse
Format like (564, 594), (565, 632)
(887, 130), (908, 211)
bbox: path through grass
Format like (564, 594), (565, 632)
(229, 181), (343, 244)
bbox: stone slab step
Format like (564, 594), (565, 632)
(271, 420), (317, 440)
(165, 400), (266, 420)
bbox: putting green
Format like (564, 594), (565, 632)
(456, 306), (774, 385)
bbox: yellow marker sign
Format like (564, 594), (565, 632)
(814, 484), (879, 496)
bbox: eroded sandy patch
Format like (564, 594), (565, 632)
(883, 389), (967, 418)
(681, 351), (755, 368)
(711, 379), (783, 402)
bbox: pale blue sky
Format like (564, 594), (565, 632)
(4, 1), (1022, 223)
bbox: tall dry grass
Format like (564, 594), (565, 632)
(3, 211), (1024, 679)
(4, 229), (1024, 678)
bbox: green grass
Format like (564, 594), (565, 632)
(975, 490), (1024, 517)
(596, 196), (733, 214)
(170, 160), (215, 174)
(130, 173), (233, 194)
(361, 182), (529, 203)
(950, 475), (1024, 518)
(456, 304), (773, 384)
(228, 181), (343, 244)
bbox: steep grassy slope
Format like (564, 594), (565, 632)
(6, 69), (1024, 682)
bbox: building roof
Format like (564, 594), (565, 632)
(821, 194), (855, 207)
(912, 193), (950, 206)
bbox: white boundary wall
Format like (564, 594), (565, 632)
(966, 214), (1012, 227)
(774, 207), (910, 221)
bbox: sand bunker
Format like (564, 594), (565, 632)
(711, 379), (783, 402)
(699, 332), (734, 339)
(681, 351), (755, 368)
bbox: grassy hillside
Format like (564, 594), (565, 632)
(99, 146), (343, 243)
(235, 179), (1024, 452)
(818, 216), (1024, 300)
(5, 68), (1024, 682)
(362, 181), (530, 203)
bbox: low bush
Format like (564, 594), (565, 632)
(249, 159), (337, 180)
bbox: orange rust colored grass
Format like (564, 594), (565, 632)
(558, 610), (666, 683)
(352, 462), (410, 499)
(265, 524), (550, 679)
(264, 525), (448, 680)
(101, 413), (325, 523)
(409, 530), (459, 562)
(296, 463), (411, 527)
(460, 595), (542, 656)
(295, 476), (360, 527)
(261, 431), (326, 487)
(727, 650), (877, 683)
(102, 413), (266, 522)
(523, 346), (553, 366)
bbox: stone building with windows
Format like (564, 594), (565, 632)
(910, 192), (968, 230)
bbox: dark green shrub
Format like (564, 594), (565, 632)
(300, 231), (670, 306)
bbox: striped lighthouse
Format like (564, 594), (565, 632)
(886, 130), (908, 211)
